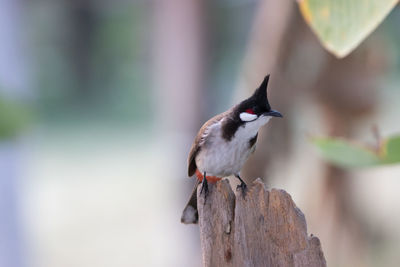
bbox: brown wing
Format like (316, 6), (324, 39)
(187, 141), (200, 177)
(187, 111), (230, 177)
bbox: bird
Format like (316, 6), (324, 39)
(181, 75), (282, 224)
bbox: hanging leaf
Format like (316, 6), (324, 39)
(383, 135), (400, 163)
(298, 0), (398, 58)
(311, 135), (400, 168)
(311, 137), (381, 167)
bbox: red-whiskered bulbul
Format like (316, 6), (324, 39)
(181, 75), (282, 224)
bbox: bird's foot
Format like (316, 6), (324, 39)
(200, 176), (209, 203)
(235, 174), (247, 197)
(236, 181), (247, 197)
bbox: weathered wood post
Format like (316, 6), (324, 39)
(197, 178), (326, 267)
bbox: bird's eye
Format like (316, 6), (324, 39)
(245, 108), (255, 114)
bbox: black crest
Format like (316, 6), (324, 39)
(250, 75), (271, 112)
(235, 75), (272, 116)
(221, 75), (272, 141)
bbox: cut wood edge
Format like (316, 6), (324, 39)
(196, 178), (326, 267)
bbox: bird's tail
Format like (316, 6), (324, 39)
(181, 180), (200, 224)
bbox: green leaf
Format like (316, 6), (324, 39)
(298, 0), (398, 58)
(383, 135), (400, 163)
(0, 96), (31, 140)
(311, 137), (382, 168)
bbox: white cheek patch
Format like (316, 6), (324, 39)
(239, 112), (257, 122)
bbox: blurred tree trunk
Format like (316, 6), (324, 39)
(310, 41), (384, 266)
(0, 0), (30, 98)
(0, 144), (25, 267)
(68, 0), (97, 100)
(152, 1), (206, 266)
(238, 0), (295, 182)
(237, 1), (386, 266)
(152, 0), (205, 134)
(0, 1), (29, 267)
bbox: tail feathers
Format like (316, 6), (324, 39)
(181, 180), (200, 224)
(181, 203), (198, 224)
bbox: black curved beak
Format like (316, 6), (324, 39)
(266, 109), (283, 118)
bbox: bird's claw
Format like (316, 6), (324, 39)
(236, 182), (247, 197)
(200, 178), (209, 204)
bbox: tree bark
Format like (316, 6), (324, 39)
(197, 179), (326, 267)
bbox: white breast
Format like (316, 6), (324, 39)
(195, 116), (270, 177)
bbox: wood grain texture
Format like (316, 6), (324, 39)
(197, 179), (326, 267)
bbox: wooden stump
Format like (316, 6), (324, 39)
(197, 178), (326, 267)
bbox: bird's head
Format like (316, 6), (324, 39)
(236, 75), (283, 123)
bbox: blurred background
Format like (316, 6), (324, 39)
(1, 0), (400, 266)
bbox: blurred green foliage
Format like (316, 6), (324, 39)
(302, 1), (400, 168)
(31, 2), (150, 126)
(312, 135), (400, 168)
(0, 95), (30, 140)
(384, 135), (400, 163)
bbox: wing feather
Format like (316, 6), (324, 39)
(187, 111), (229, 177)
